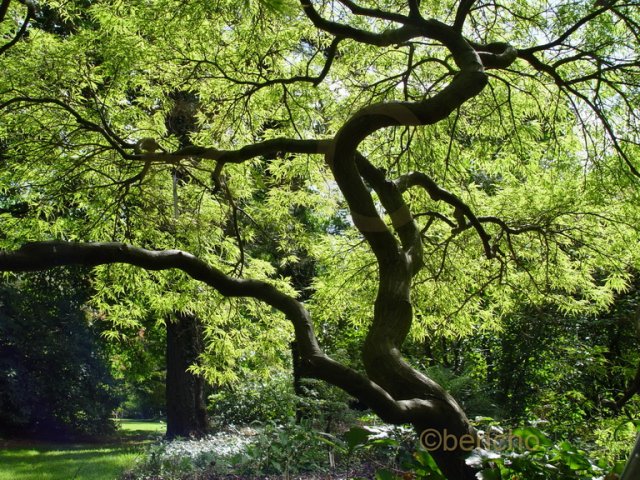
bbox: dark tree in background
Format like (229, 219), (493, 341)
(165, 312), (208, 438)
(0, 268), (118, 439)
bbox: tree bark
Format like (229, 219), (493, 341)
(290, 340), (309, 423)
(165, 311), (208, 439)
(621, 434), (640, 480)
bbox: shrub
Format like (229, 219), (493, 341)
(208, 372), (297, 426)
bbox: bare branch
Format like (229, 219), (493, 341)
(191, 37), (342, 93)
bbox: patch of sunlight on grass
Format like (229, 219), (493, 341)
(0, 420), (164, 479)
(117, 418), (166, 434)
(0, 444), (140, 480)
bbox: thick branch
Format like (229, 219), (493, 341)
(300, 0), (420, 46)
(160, 138), (329, 164)
(327, 58), (487, 264)
(454, 0), (476, 32)
(354, 153), (423, 271)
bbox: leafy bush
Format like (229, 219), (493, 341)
(122, 429), (253, 479)
(208, 372), (298, 426)
(123, 421), (422, 479)
(467, 425), (624, 480)
(208, 372), (359, 430)
(296, 377), (363, 431)
(365, 421), (634, 480)
(226, 420), (328, 476)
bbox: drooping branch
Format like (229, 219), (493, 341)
(0, 96), (131, 156)
(517, 51), (640, 179)
(299, 0), (423, 46)
(508, 3), (640, 179)
(0, 240), (444, 425)
(519, 3), (616, 55)
(0, 95), (332, 174)
(395, 171), (494, 258)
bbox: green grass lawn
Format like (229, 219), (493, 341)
(0, 420), (165, 480)
(117, 419), (166, 440)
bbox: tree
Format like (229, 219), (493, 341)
(0, 268), (118, 439)
(1, 0), (639, 477)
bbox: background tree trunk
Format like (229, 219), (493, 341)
(165, 312), (208, 439)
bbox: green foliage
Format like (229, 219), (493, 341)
(208, 372), (298, 426)
(208, 373), (359, 431)
(394, 449), (447, 480)
(126, 421), (422, 479)
(449, 419), (635, 480)
(227, 420), (328, 476)
(2, 2), (640, 478)
(125, 442), (204, 478)
(108, 321), (166, 420)
(469, 436), (610, 479)
(481, 280), (640, 433)
(424, 365), (498, 418)
(332, 426), (447, 480)
(0, 269), (118, 439)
